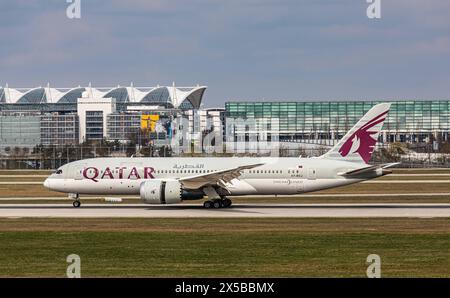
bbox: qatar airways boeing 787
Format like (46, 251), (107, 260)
(44, 103), (397, 208)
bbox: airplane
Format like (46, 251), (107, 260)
(44, 103), (397, 208)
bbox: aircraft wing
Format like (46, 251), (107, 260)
(339, 162), (400, 177)
(178, 163), (265, 189)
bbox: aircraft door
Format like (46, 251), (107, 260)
(307, 168), (317, 180)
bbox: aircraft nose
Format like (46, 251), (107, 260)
(43, 178), (51, 189)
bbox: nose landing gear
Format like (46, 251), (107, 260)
(69, 193), (81, 208)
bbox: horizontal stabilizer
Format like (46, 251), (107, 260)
(339, 162), (400, 177)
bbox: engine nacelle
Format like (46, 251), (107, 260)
(140, 179), (182, 204)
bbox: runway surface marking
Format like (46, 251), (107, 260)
(362, 180), (450, 183)
(1, 203), (450, 218)
(389, 174), (450, 176)
(1, 193), (450, 201)
(0, 182), (44, 185)
(0, 175), (48, 178)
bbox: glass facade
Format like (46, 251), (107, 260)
(40, 114), (79, 145)
(107, 113), (141, 141)
(0, 113), (41, 148)
(57, 88), (86, 104)
(140, 87), (170, 105)
(225, 100), (450, 143)
(107, 112), (175, 143)
(16, 88), (46, 104)
(85, 111), (104, 141)
(103, 88), (129, 103)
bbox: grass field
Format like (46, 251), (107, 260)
(0, 218), (449, 277)
(0, 169), (449, 277)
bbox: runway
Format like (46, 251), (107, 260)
(1, 192), (450, 201)
(1, 203), (450, 218)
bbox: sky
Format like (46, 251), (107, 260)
(0, 0), (450, 107)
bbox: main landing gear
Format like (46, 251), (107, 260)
(202, 186), (232, 209)
(203, 198), (232, 209)
(69, 193), (81, 208)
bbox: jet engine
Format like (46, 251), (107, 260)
(140, 179), (183, 204)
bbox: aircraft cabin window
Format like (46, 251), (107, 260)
(56, 169), (63, 174)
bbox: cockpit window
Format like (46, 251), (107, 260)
(55, 169), (63, 175)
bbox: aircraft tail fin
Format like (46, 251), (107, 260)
(320, 103), (391, 164)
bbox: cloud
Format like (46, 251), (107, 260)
(0, 0), (450, 102)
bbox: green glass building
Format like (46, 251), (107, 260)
(225, 100), (450, 144)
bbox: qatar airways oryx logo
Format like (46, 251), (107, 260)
(338, 111), (388, 163)
(83, 166), (155, 182)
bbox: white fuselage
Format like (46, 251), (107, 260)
(44, 157), (379, 197)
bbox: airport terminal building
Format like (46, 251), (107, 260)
(225, 100), (450, 147)
(0, 84), (210, 150)
(1, 84), (450, 153)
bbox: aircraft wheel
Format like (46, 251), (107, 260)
(203, 201), (212, 209)
(213, 200), (222, 209)
(222, 198), (232, 208)
(73, 201), (81, 208)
